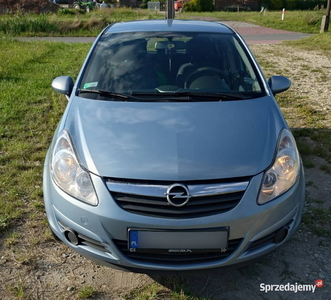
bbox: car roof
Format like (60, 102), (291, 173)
(104, 19), (235, 35)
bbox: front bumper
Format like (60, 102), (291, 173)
(43, 156), (305, 272)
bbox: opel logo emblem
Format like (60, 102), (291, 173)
(165, 184), (191, 207)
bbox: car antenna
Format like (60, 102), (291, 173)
(166, 0), (175, 20)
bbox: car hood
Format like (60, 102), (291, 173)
(64, 97), (285, 181)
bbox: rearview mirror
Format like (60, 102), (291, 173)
(268, 76), (291, 95)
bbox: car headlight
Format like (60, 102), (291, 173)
(258, 129), (300, 205)
(50, 130), (98, 206)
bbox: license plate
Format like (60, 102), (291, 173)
(128, 228), (229, 253)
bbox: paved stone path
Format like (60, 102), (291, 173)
(221, 21), (312, 44)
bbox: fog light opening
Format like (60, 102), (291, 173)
(64, 228), (79, 246)
(274, 227), (289, 244)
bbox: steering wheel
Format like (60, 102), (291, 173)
(184, 67), (228, 89)
(230, 70), (254, 91)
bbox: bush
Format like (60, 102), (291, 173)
(261, 0), (283, 10)
(184, 0), (214, 12)
(271, 0), (282, 10)
(0, 0), (59, 14)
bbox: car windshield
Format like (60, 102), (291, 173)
(78, 31), (265, 101)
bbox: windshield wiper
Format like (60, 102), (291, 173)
(78, 89), (130, 100)
(131, 91), (246, 101)
(172, 91), (246, 100)
(78, 89), (246, 102)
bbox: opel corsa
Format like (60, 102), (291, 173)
(43, 19), (305, 272)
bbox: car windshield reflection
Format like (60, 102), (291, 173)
(79, 31), (265, 101)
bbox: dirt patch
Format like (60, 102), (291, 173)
(1, 44), (331, 300)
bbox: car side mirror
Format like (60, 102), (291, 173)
(268, 76), (291, 95)
(52, 76), (74, 98)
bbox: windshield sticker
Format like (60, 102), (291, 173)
(84, 82), (98, 89)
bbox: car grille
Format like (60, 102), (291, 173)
(113, 238), (243, 265)
(106, 179), (249, 219)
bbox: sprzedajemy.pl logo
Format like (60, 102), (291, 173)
(260, 279), (325, 293)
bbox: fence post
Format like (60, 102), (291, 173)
(320, 0), (331, 32)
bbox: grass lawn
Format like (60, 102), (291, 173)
(0, 40), (90, 234)
(284, 32), (331, 51)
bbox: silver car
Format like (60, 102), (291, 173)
(43, 19), (305, 272)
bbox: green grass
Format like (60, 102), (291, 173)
(292, 129), (331, 165)
(9, 280), (26, 299)
(0, 14), (58, 35)
(182, 10), (326, 33)
(0, 39), (90, 235)
(0, 8), (161, 36)
(302, 204), (331, 238)
(284, 32), (331, 52)
(77, 286), (97, 299)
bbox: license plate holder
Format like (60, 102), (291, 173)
(128, 228), (229, 253)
